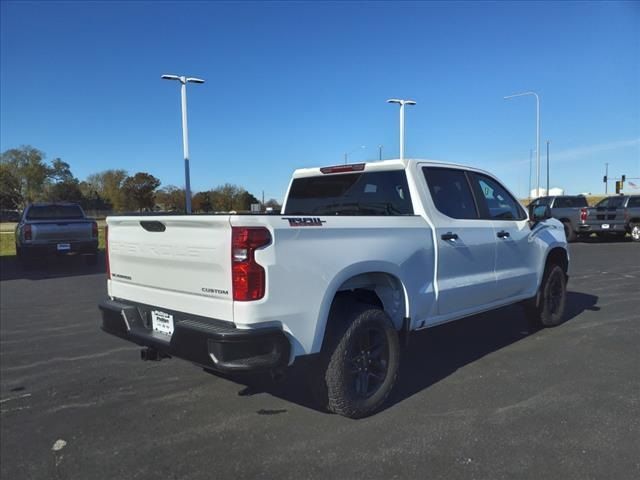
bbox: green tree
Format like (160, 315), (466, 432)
(122, 172), (161, 211)
(234, 190), (260, 211)
(49, 158), (74, 183)
(86, 169), (128, 211)
(78, 181), (110, 210)
(155, 185), (186, 212)
(0, 146), (50, 203)
(192, 191), (213, 212)
(47, 179), (84, 203)
(0, 164), (23, 210)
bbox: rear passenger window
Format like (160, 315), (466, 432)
(628, 196), (640, 207)
(556, 197), (587, 208)
(423, 168), (478, 219)
(472, 174), (526, 220)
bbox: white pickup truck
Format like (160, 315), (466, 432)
(100, 159), (569, 418)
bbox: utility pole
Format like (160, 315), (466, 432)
(378, 145), (383, 161)
(605, 163), (609, 194)
(504, 91), (540, 197)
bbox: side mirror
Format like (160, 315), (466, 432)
(531, 205), (551, 221)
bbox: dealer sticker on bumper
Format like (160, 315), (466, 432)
(151, 310), (174, 335)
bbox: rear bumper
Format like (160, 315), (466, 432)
(20, 239), (98, 255)
(577, 223), (626, 233)
(99, 299), (291, 373)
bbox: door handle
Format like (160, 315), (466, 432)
(441, 232), (459, 241)
(497, 230), (510, 238)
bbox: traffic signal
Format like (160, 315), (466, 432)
(603, 175), (607, 183)
(615, 181), (621, 194)
(622, 175), (626, 182)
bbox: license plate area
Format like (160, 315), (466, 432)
(57, 243), (71, 251)
(151, 310), (174, 336)
(601, 224), (610, 230)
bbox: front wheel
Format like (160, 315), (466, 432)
(525, 263), (567, 328)
(323, 305), (400, 419)
(631, 224), (640, 242)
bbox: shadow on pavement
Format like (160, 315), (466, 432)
(0, 252), (106, 281)
(577, 234), (631, 244)
(217, 291), (599, 415)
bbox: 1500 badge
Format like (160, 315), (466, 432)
(282, 217), (326, 227)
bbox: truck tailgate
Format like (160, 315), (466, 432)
(107, 216), (234, 321)
(32, 220), (93, 242)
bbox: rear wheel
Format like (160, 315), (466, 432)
(85, 252), (98, 265)
(525, 263), (567, 328)
(631, 224), (640, 242)
(562, 221), (577, 242)
(16, 245), (33, 269)
(322, 303), (400, 419)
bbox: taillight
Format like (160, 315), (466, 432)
(320, 163), (365, 174)
(231, 227), (271, 301)
(580, 208), (587, 223)
(24, 224), (32, 241)
(92, 221), (98, 238)
(105, 225), (110, 279)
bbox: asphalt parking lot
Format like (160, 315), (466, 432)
(1, 241), (639, 480)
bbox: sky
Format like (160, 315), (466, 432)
(1, 0), (639, 201)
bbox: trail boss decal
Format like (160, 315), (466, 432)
(282, 217), (326, 227)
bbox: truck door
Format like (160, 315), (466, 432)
(422, 167), (499, 316)
(468, 172), (536, 300)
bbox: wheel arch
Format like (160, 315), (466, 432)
(312, 265), (409, 353)
(546, 246), (569, 275)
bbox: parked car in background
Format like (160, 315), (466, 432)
(15, 203), (99, 266)
(581, 195), (640, 241)
(527, 195), (588, 242)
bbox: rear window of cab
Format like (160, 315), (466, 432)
(285, 170), (414, 216)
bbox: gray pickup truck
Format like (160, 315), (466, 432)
(528, 195), (589, 242)
(15, 203), (99, 266)
(581, 195), (640, 241)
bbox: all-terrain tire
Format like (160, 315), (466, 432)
(323, 303), (400, 419)
(525, 263), (567, 328)
(85, 253), (98, 266)
(562, 221), (577, 242)
(16, 245), (33, 269)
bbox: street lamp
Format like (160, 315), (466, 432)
(504, 91), (540, 197)
(344, 145), (366, 164)
(387, 98), (416, 160)
(161, 74), (205, 214)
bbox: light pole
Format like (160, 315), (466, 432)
(344, 145), (366, 164)
(387, 98), (416, 160)
(546, 140), (550, 194)
(529, 148), (533, 200)
(161, 74), (205, 214)
(504, 91), (540, 197)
